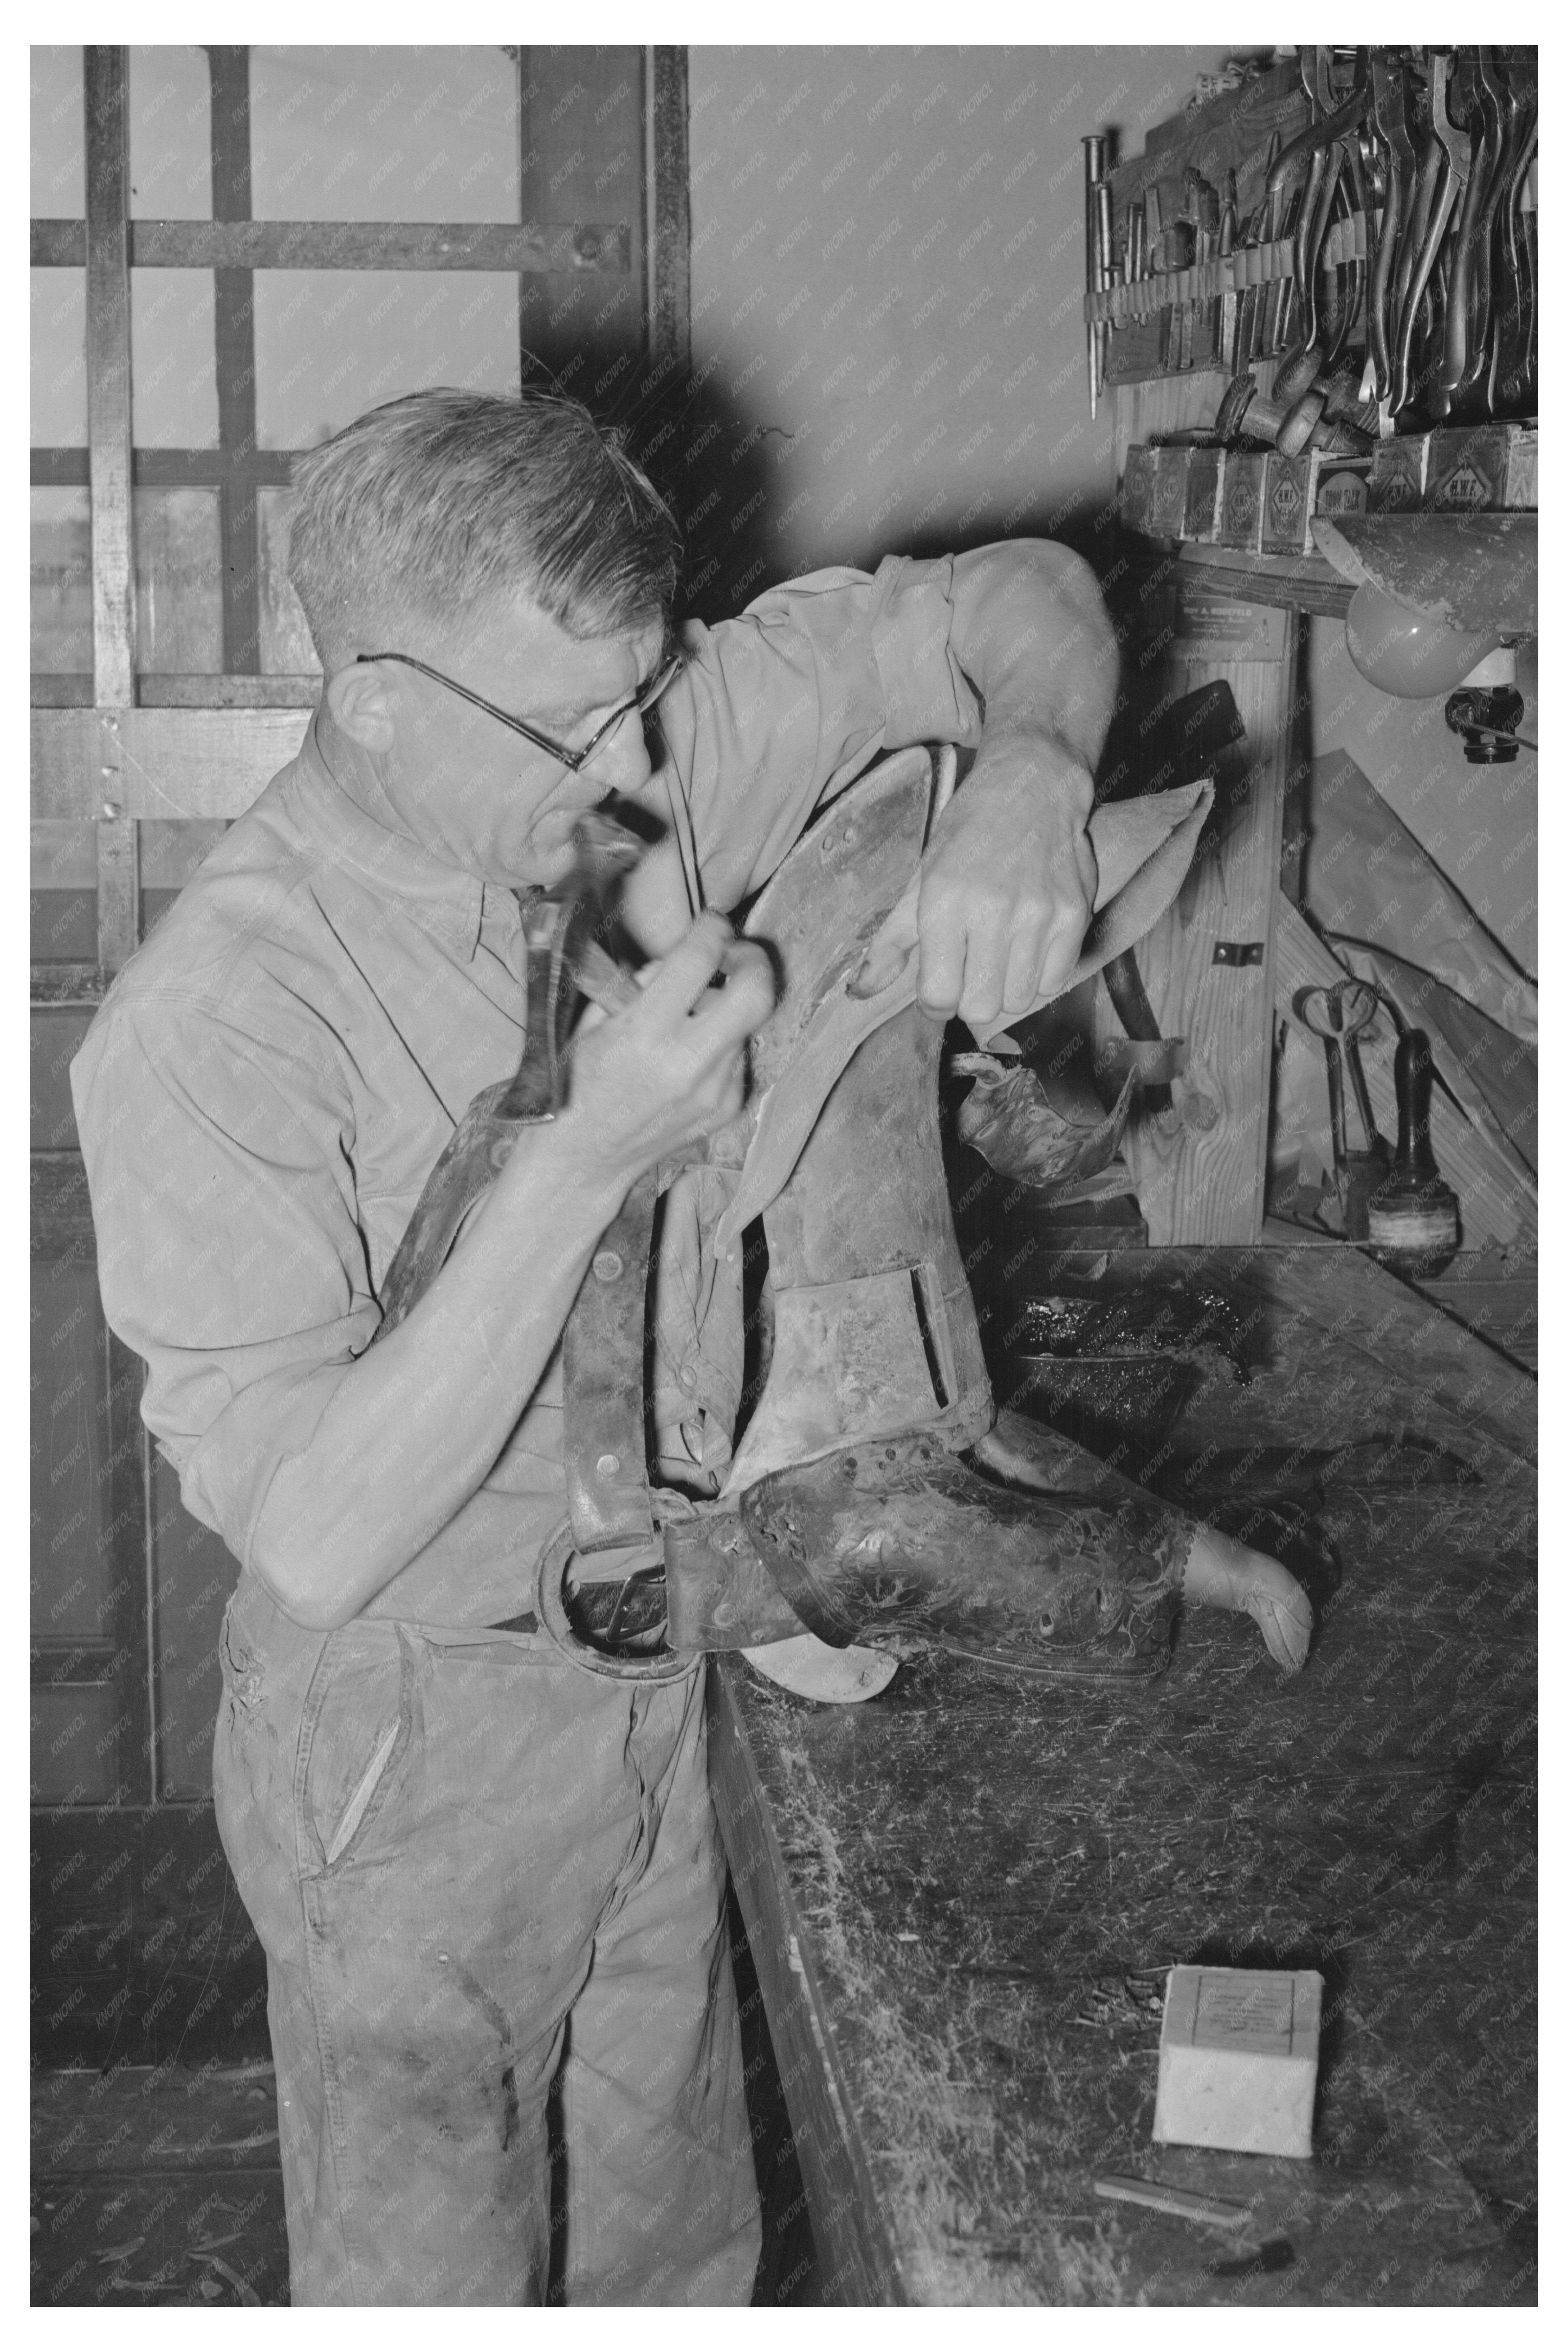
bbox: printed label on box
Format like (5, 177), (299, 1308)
(1190, 1970), (1297, 2055)
(1221, 456), (1265, 550)
(1263, 454), (1317, 552)
(1183, 449), (1225, 542)
(1316, 468), (1367, 517)
(1427, 426), (1508, 511)
(1173, 594), (1288, 661)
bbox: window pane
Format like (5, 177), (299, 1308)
(131, 269), (219, 448)
(142, 818), (230, 942)
(135, 488), (224, 672)
(128, 45), (212, 218)
(257, 487), (321, 674)
(31, 820), (97, 962)
(31, 487), (91, 674)
(31, 1261), (112, 1648)
(32, 1008), (93, 1152)
(255, 268), (520, 447)
(31, 1684), (119, 1808)
(32, 267), (86, 445)
(250, 46), (520, 222)
(31, 46), (85, 217)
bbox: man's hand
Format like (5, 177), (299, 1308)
(852, 726), (1099, 1026)
(560, 910), (776, 1182)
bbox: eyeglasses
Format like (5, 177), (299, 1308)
(355, 646), (685, 773)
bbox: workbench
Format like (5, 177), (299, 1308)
(712, 1243), (1536, 2306)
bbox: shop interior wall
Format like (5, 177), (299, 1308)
(683, 43), (1536, 986)
(683, 44), (1225, 591)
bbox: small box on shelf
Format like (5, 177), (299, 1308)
(1120, 444), (1158, 534)
(1219, 452), (1266, 550)
(1149, 447), (1191, 538)
(1261, 452), (1320, 555)
(1427, 422), (1537, 512)
(1182, 447), (1226, 543)
(1368, 433), (1429, 512)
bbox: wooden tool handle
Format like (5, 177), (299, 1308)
(1392, 1028), (1440, 1183)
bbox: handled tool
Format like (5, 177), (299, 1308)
(1232, 129), (1282, 363)
(1083, 134), (1108, 415)
(1452, 49), (1520, 414)
(1217, 166), (1240, 367)
(373, 815), (644, 1339)
(1449, 46), (1529, 419)
(1293, 981), (1388, 1240)
(1432, 49), (1503, 416)
(1182, 164), (1221, 367)
(1365, 49), (1418, 402)
(1268, 48), (1369, 405)
(1489, 50), (1538, 415)
(1391, 50), (1470, 418)
(1366, 1028), (1460, 1277)
(1095, 175), (1116, 378)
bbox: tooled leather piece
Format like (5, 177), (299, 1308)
(739, 1432), (1187, 1678)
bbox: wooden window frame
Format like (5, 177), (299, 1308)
(30, 41), (691, 1814)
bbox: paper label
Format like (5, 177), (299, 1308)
(1190, 1968), (1297, 2056)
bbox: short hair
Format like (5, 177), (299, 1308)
(287, 387), (681, 672)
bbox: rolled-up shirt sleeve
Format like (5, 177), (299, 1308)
(661, 554), (985, 908)
(70, 987), (376, 1570)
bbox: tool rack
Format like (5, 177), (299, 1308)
(1075, 53), (1538, 1256)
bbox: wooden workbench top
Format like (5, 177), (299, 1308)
(711, 1247), (1536, 2306)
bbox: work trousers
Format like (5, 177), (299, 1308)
(213, 1566), (761, 2305)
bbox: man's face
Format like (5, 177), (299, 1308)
(369, 585), (665, 887)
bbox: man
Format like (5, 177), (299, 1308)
(72, 387), (1113, 2304)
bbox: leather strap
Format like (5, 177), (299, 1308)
(562, 1167), (661, 1553)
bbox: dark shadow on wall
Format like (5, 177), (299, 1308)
(529, 342), (782, 630)
(586, 349), (1123, 627)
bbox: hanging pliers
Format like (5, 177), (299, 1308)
(1391, 50), (1471, 417)
(1268, 47), (1369, 407)
(1449, 49), (1529, 419)
(1364, 50), (1418, 403)
(1433, 48), (1509, 416)
(1490, 48), (1538, 414)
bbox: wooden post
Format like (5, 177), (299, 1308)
(646, 47), (691, 380)
(206, 47), (262, 675)
(85, 46), (140, 981)
(1112, 596), (1300, 1245)
(83, 47), (154, 1801)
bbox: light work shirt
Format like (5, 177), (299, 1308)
(71, 558), (984, 1627)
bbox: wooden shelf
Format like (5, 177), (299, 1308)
(1311, 511), (1537, 636)
(1173, 542), (1353, 617)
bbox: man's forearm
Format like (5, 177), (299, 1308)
(250, 1121), (627, 1627)
(947, 540), (1119, 774)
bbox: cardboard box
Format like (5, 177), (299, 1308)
(1119, 444), (1158, 535)
(1219, 452), (1266, 550)
(1182, 447), (1226, 542)
(1426, 423), (1536, 512)
(1261, 451), (1319, 554)
(1148, 446), (1190, 539)
(1153, 1967), (1323, 2159)
(1368, 433), (1429, 512)
(1504, 423), (1537, 507)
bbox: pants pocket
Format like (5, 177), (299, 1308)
(215, 1606), (280, 1836)
(303, 1628), (418, 1876)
